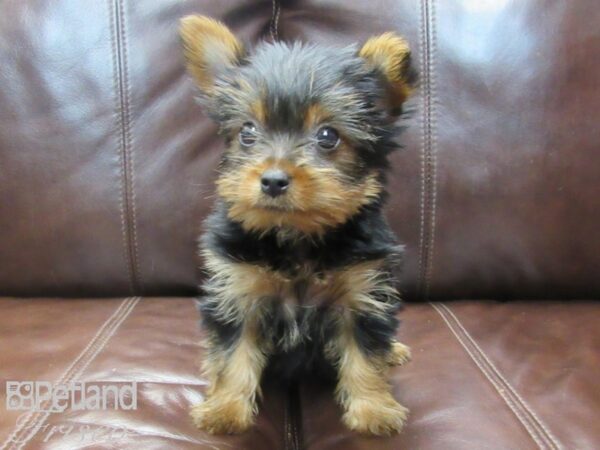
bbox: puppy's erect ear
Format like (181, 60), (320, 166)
(179, 15), (244, 93)
(359, 33), (416, 114)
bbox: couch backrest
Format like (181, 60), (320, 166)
(1, 0), (598, 300)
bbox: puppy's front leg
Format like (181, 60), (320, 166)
(192, 250), (277, 433)
(325, 260), (409, 435)
(332, 321), (409, 435)
(191, 321), (267, 434)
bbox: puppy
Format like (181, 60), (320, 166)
(180, 15), (415, 436)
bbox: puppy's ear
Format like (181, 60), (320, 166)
(179, 15), (244, 93)
(359, 33), (416, 114)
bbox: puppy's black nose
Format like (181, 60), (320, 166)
(261, 169), (290, 197)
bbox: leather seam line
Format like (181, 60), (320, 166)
(430, 303), (562, 450)
(285, 383), (303, 450)
(437, 303), (563, 450)
(418, 0), (438, 300)
(111, 0), (141, 295)
(430, 303), (546, 450)
(424, 0), (438, 299)
(284, 388), (290, 450)
(0, 297), (140, 450)
(270, 0), (281, 41)
(416, 0), (427, 298)
(118, 0), (142, 294)
(6, 298), (140, 450)
(108, 0), (134, 294)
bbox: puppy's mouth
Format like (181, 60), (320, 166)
(255, 196), (297, 212)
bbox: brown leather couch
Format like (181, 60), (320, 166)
(1, 1), (598, 449)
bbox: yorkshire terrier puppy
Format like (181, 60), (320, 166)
(180, 15), (415, 436)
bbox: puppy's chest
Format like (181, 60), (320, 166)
(260, 265), (343, 352)
(264, 264), (339, 308)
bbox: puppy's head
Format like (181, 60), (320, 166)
(180, 16), (415, 237)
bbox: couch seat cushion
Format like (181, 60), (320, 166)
(1, 298), (598, 449)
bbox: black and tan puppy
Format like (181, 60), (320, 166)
(180, 16), (415, 436)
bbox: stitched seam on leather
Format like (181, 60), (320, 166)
(439, 303), (563, 450)
(289, 383), (302, 450)
(17, 298), (139, 450)
(0, 298), (136, 450)
(270, 0), (281, 41)
(284, 392), (290, 450)
(424, 0), (438, 299)
(118, 0), (142, 293)
(416, 0), (427, 298)
(6, 297), (140, 450)
(108, 0), (136, 294)
(284, 384), (300, 450)
(430, 303), (554, 450)
(418, 0), (438, 300)
(0, 298), (132, 450)
(111, 0), (141, 294)
(5, 298), (139, 449)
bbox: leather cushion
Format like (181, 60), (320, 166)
(1, 297), (598, 449)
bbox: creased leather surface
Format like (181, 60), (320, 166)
(1, 0), (599, 299)
(434, 301), (600, 450)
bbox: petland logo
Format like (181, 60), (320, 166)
(6, 381), (137, 412)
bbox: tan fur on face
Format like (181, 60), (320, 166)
(217, 159), (382, 237)
(250, 98), (267, 125)
(191, 315), (268, 434)
(180, 15), (243, 92)
(330, 319), (409, 436)
(359, 32), (413, 109)
(304, 103), (330, 130)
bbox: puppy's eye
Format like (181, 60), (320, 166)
(239, 122), (257, 147)
(316, 127), (340, 151)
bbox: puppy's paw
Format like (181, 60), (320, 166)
(342, 396), (409, 436)
(388, 341), (412, 366)
(190, 397), (255, 434)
